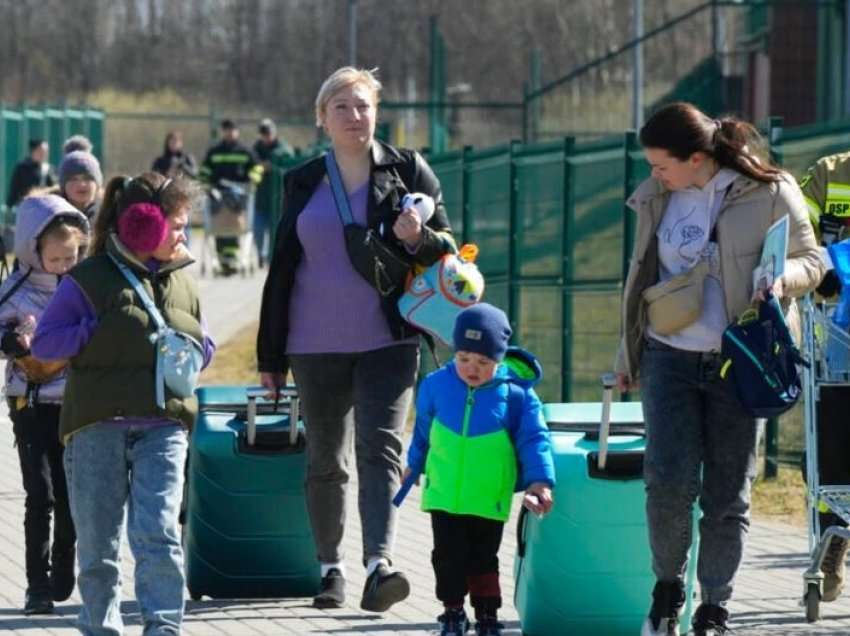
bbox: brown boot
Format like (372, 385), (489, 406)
(822, 536), (849, 602)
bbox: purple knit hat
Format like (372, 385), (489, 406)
(59, 151), (103, 190)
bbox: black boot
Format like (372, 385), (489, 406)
(360, 563), (410, 612)
(471, 596), (503, 635)
(692, 603), (730, 635)
(313, 567), (345, 609)
(438, 607), (470, 635)
(24, 586), (54, 615)
(641, 580), (685, 636)
(50, 546), (76, 602)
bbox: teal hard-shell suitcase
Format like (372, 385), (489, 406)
(513, 398), (699, 635)
(184, 385), (320, 600)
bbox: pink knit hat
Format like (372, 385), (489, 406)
(117, 203), (168, 253)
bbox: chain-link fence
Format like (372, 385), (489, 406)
(524, 0), (846, 142)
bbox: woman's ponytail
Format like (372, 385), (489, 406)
(90, 176), (129, 256)
(640, 102), (783, 184)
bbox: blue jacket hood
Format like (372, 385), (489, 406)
(497, 346), (542, 389)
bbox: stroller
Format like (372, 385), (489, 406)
(801, 293), (850, 621)
(200, 179), (256, 277)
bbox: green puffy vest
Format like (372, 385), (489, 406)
(60, 239), (203, 442)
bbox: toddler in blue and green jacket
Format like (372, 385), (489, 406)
(402, 303), (555, 636)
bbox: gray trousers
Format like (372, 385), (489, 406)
(640, 338), (758, 605)
(289, 344), (418, 566)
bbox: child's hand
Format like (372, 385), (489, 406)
(402, 467), (420, 486)
(18, 333), (32, 350)
(1, 330), (30, 358)
(523, 482), (553, 516)
(14, 315), (37, 351)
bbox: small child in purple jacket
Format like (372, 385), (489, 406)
(0, 194), (89, 614)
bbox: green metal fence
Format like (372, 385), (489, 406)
(0, 104), (105, 232)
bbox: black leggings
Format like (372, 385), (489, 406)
(10, 399), (75, 590)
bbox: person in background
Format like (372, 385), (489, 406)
(403, 303), (555, 636)
(7, 140), (56, 209)
(152, 130), (198, 180)
(798, 151), (850, 603)
(62, 135), (93, 156)
(252, 118), (293, 268)
(58, 151), (102, 222)
(199, 119), (263, 274)
(32, 173), (215, 635)
(0, 195), (89, 615)
(616, 102), (823, 636)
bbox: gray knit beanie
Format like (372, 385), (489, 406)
(59, 151), (103, 190)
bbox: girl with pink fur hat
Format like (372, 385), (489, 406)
(32, 172), (215, 635)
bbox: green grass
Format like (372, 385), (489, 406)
(752, 466), (807, 527)
(200, 321), (260, 386)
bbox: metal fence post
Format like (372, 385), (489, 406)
(764, 115), (784, 479)
(767, 115), (784, 166)
(620, 131), (641, 401)
(764, 418), (779, 480)
(561, 136), (576, 402)
(461, 145), (472, 245)
(508, 139), (521, 342)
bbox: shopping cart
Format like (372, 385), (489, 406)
(200, 179), (256, 277)
(801, 296), (850, 621)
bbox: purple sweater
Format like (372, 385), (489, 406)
(286, 180), (414, 354)
(32, 271), (215, 427)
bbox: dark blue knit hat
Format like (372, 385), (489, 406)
(453, 303), (512, 361)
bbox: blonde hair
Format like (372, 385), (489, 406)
(37, 218), (87, 252)
(315, 66), (382, 127)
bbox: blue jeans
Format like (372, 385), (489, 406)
(640, 338), (757, 606)
(63, 422), (188, 636)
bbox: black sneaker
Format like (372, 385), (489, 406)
(313, 568), (345, 609)
(474, 617), (503, 635)
(24, 588), (54, 615)
(641, 580), (685, 636)
(50, 548), (76, 602)
(438, 607), (470, 635)
(692, 603), (730, 635)
(359, 564), (410, 613)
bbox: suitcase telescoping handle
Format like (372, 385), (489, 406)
(598, 372), (617, 470)
(245, 387), (299, 448)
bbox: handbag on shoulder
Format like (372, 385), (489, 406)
(110, 255), (204, 408)
(325, 150), (412, 297)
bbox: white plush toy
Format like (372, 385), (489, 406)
(401, 192), (435, 224)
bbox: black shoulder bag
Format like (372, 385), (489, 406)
(325, 150), (411, 297)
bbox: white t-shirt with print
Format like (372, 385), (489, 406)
(647, 168), (738, 352)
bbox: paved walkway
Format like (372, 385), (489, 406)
(0, 270), (849, 634)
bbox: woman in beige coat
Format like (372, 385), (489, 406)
(616, 102), (824, 636)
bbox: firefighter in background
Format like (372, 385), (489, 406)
(800, 150), (850, 603)
(199, 119), (264, 275)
